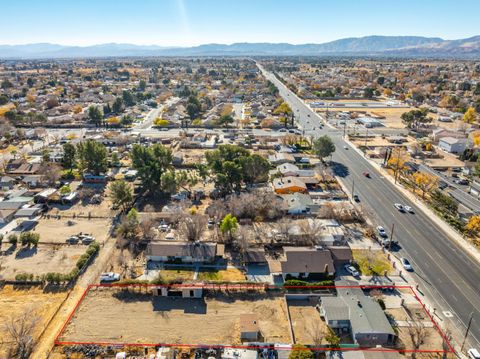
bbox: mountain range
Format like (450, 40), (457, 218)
(0, 35), (479, 59)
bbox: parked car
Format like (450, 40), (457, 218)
(66, 236), (79, 244)
(394, 203), (405, 212)
(172, 191), (189, 201)
(401, 257), (413, 271)
(468, 348), (480, 359)
(377, 226), (388, 238)
(80, 235), (95, 244)
(344, 264), (360, 277)
(100, 272), (120, 283)
(207, 219), (215, 229)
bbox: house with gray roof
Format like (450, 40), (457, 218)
(319, 280), (396, 347)
(280, 247), (335, 280)
(146, 241), (225, 264)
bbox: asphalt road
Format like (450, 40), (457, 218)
(258, 63), (480, 348)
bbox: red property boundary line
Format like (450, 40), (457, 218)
(54, 283), (455, 353)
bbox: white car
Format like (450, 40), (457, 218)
(404, 205), (414, 214)
(468, 348), (480, 359)
(377, 226), (388, 238)
(344, 264), (360, 277)
(400, 258), (413, 271)
(394, 203), (405, 212)
(100, 272), (120, 283)
(159, 224), (169, 232)
(343, 145), (348, 150)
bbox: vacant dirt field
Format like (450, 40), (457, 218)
(288, 300), (328, 345)
(0, 285), (68, 357)
(60, 288), (291, 345)
(0, 244), (85, 280)
(34, 217), (111, 244)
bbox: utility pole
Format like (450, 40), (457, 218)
(394, 147), (401, 184)
(351, 180), (355, 200)
(461, 312), (474, 351)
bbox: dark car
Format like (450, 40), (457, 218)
(353, 194), (360, 202)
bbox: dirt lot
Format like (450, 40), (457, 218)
(287, 300), (328, 345)
(60, 288), (291, 345)
(0, 244), (85, 280)
(34, 217), (111, 244)
(0, 285), (68, 357)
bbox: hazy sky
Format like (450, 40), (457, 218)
(1, 0), (478, 46)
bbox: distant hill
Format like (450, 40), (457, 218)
(0, 36), (479, 58)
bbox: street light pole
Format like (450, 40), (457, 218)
(390, 223), (395, 251)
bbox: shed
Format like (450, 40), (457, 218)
(240, 314), (260, 341)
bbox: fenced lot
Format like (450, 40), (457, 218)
(58, 286), (291, 345)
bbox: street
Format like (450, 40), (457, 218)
(258, 63), (480, 349)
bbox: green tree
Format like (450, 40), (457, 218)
(363, 87), (375, 99)
(139, 79), (146, 91)
(8, 234), (18, 246)
(325, 327), (341, 347)
(121, 114), (133, 126)
(0, 94), (8, 105)
(288, 345), (314, 359)
(19, 232), (40, 247)
(112, 97), (124, 113)
(76, 140), (108, 176)
(401, 109), (432, 130)
(313, 135), (336, 161)
(218, 114), (234, 127)
(130, 143), (173, 196)
(60, 185), (71, 195)
(220, 214), (238, 242)
(62, 143), (76, 172)
(239, 154), (270, 185)
(88, 106), (103, 126)
(160, 170), (178, 194)
(122, 90), (136, 107)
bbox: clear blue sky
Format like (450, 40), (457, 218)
(1, 0), (478, 46)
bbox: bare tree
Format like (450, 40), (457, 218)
(408, 321), (430, 357)
(299, 219), (323, 246)
(272, 218), (293, 243)
(177, 214), (208, 242)
(139, 214), (155, 242)
(3, 308), (39, 359)
(38, 162), (62, 186)
(307, 320), (325, 348)
(234, 226), (252, 255)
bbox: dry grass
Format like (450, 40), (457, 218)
(0, 285), (68, 357)
(197, 267), (246, 281)
(352, 249), (393, 275)
(160, 269), (195, 281)
(60, 288), (290, 345)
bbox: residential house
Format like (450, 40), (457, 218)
(273, 177), (307, 194)
(279, 247), (335, 280)
(0, 209), (16, 224)
(280, 193), (319, 215)
(438, 137), (468, 154)
(0, 176), (15, 191)
(146, 241), (225, 264)
(268, 153), (296, 165)
(276, 163), (315, 177)
(243, 248), (267, 265)
(319, 281), (396, 347)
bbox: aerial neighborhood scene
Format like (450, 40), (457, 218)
(1, 1), (480, 358)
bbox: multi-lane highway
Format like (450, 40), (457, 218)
(258, 63), (480, 349)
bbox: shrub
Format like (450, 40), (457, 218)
(377, 298), (386, 310)
(8, 234), (18, 245)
